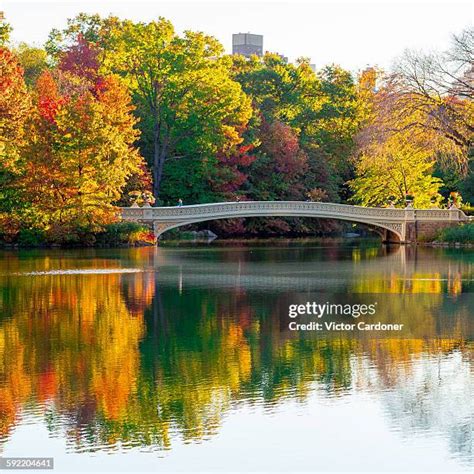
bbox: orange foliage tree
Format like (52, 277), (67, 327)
(17, 69), (145, 241)
(0, 48), (31, 237)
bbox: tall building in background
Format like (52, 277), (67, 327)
(232, 33), (263, 57)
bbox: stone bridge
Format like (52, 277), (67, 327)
(120, 201), (468, 243)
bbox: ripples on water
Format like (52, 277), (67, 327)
(7, 268), (144, 276)
(0, 242), (472, 471)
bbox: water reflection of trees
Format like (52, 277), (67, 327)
(0, 248), (472, 465)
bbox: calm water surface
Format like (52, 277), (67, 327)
(0, 240), (472, 472)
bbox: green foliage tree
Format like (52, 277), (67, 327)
(232, 54), (361, 202)
(58, 16), (253, 201)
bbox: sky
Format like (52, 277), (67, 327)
(1, 0), (473, 72)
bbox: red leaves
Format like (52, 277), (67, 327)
(59, 34), (100, 83)
(93, 76), (107, 95)
(214, 144), (257, 193)
(36, 71), (66, 122)
(260, 121), (308, 178)
(236, 144), (257, 166)
(37, 95), (66, 123)
(217, 143), (256, 166)
(34, 35), (109, 125)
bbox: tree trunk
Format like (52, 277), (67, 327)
(152, 122), (167, 202)
(153, 149), (166, 202)
(152, 151), (161, 201)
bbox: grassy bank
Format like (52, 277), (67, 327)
(436, 222), (474, 244)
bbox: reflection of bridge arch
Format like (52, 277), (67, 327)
(120, 201), (467, 244)
(143, 245), (469, 292)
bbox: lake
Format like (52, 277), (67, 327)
(0, 240), (472, 472)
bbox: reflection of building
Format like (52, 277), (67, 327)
(232, 33), (263, 57)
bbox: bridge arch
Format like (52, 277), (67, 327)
(151, 215), (403, 242)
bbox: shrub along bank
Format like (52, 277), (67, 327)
(436, 222), (474, 244)
(1, 222), (156, 248)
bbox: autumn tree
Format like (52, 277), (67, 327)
(248, 121), (308, 200)
(0, 18), (11, 46)
(58, 34), (99, 82)
(0, 48), (30, 164)
(0, 48), (31, 235)
(351, 30), (474, 209)
(376, 28), (473, 173)
(13, 43), (49, 87)
(52, 30), (151, 206)
(351, 66), (446, 208)
(349, 133), (443, 208)
(212, 144), (257, 198)
(19, 70), (144, 240)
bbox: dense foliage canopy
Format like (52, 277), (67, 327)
(0, 13), (472, 244)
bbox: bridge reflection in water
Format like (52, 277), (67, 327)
(121, 201), (468, 243)
(0, 243), (472, 470)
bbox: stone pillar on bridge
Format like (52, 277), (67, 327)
(403, 206), (416, 243)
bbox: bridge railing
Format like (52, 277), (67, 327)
(414, 208), (466, 221)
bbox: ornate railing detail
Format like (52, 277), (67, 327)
(121, 202), (463, 221)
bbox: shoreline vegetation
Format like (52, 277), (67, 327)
(0, 15), (472, 247)
(432, 222), (474, 246)
(0, 222), (156, 249)
(0, 221), (473, 249)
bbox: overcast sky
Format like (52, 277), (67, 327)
(2, 0), (472, 71)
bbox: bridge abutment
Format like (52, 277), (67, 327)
(380, 228), (402, 244)
(403, 207), (467, 243)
